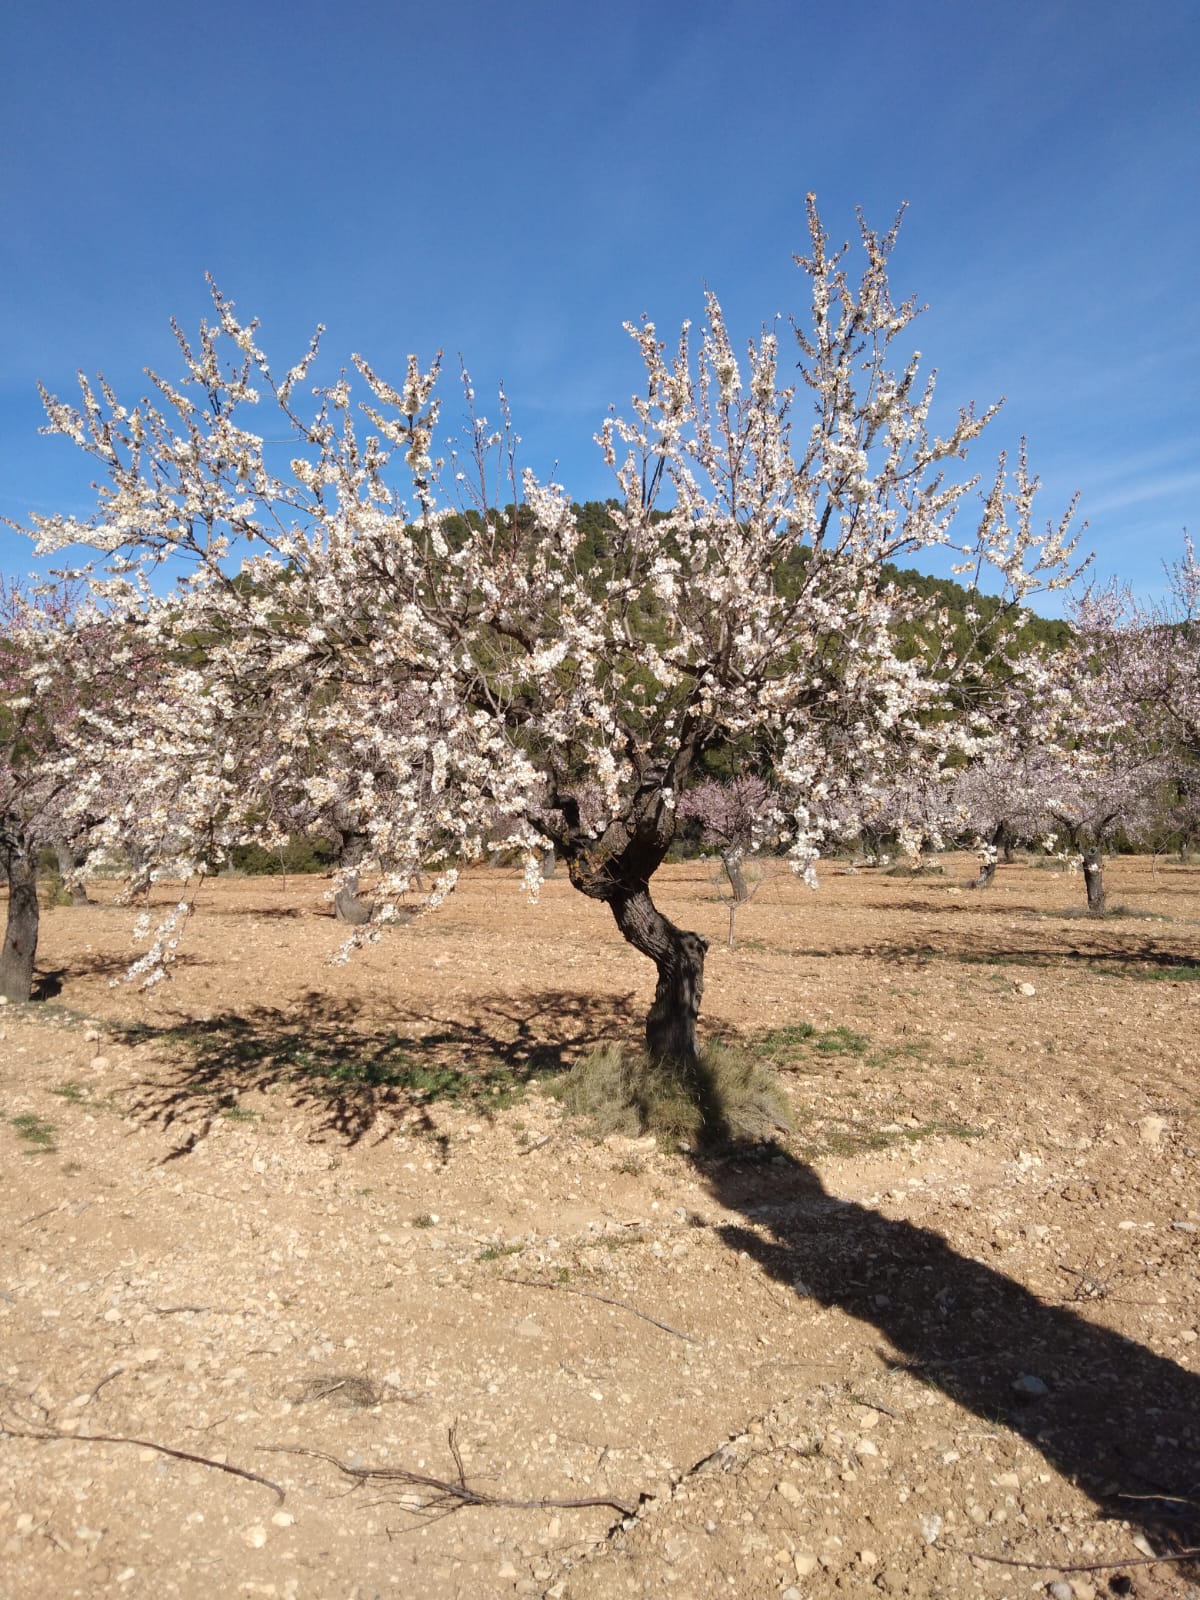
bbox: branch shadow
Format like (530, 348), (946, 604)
(691, 1135), (1200, 1568)
(114, 988), (632, 1146)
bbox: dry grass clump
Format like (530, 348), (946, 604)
(562, 1041), (792, 1148)
(289, 1373), (382, 1408)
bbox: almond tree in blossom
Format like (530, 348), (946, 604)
(0, 582), (147, 999)
(20, 201), (1086, 1069)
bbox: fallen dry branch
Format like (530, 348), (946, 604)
(266, 1424), (638, 1519)
(1, 1419), (285, 1503)
(963, 1545), (1200, 1575)
(504, 1274), (697, 1343)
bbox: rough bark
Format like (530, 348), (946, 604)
(609, 885), (708, 1067)
(556, 777), (708, 1070)
(1082, 847), (1106, 914)
(972, 822), (1005, 889)
(334, 876), (373, 925)
(333, 827), (373, 925)
(721, 848), (750, 903)
(1, 828), (40, 1002)
(52, 836), (91, 905)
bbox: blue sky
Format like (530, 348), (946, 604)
(2, 0), (1197, 608)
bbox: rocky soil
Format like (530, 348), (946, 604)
(1, 855), (1198, 1598)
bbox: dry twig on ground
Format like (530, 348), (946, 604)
(1, 1417), (285, 1503)
(504, 1274), (697, 1343)
(266, 1423), (638, 1520)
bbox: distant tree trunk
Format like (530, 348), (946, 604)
(973, 855), (997, 889)
(52, 836), (91, 905)
(542, 844), (556, 879)
(1, 826), (40, 1002)
(334, 828), (373, 924)
(972, 822), (1006, 889)
(722, 848), (750, 903)
(1082, 847), (1106, 914)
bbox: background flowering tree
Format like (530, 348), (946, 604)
(21, 201), (1086, 1073)
(0, 582), (148, 999)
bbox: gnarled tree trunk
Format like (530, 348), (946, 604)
(333, 826), (373, 925)
(609, 885), (708, 1066)
(53, 836), (91, 905)
(1, 825), (40, 1002)
(1082, 847), (1106, 915)
(558, 782), (708, 1071)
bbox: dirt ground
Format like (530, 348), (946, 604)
(2, 854), (1198, 1600)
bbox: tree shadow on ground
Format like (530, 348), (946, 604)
(114, 989), (632, 1145)
(784, 935), (1200, 976)
(690, 1123), (1200, 1573)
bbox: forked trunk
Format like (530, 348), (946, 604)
(609, 886), (708, 1067)
(1, 830), (40, 1002)
(722, 848), (750, 903)
(1082, 847), (1106, 915)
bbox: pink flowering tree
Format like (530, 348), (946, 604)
(1074, 542), (1200, 858)
(19, 201), (1086, 1071)
(675, 775), (778, 947)
(676, 775), (774, 904)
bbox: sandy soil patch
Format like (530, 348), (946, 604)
(2, 855), (1198, 1597)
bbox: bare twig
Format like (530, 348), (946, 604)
(1119, 1491), (1199, 1508)
(963, 1545), (1200, 1575)
(518, 1134), (552, 1156)
(504, 1275), (697, 1343)
(1, 1420), (285, 1503)
(84, 1368), (125, 1407)
(266, 1424), (637, 1519)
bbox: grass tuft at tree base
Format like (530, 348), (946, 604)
(562, 1041), (792, 1150)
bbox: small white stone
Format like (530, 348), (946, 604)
(1015, 981), (1036, 997)
(270, 1511), (294, 1527)
(1012, 1373), (1049, 1397)
(793, 1551), (818, 1576)
(1138, 1115), (1168, 1147)
(243, 1524), (268, 1548)
(776, 1480), (802, 1506)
